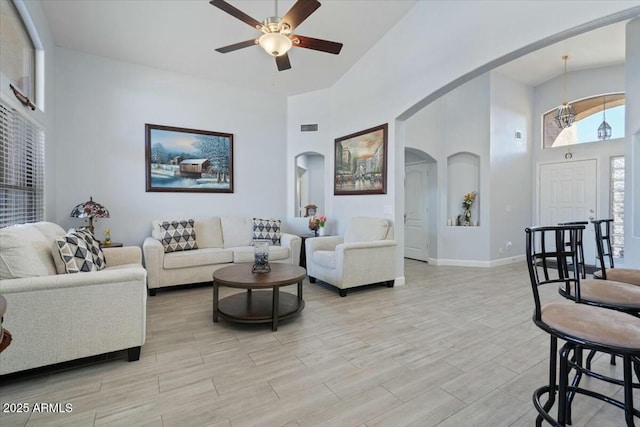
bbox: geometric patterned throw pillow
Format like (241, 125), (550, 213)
(159, 219), (198, 253)
(252, 218), (281, 246)
(55, 231), (99, 274)
(71, 228), (106, 270)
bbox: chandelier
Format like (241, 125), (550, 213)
(554, 55), (575, 129)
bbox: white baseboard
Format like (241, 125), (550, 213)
(427, 255), (525, 268)
(394, 276), (406, 286)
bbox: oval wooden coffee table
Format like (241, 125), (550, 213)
(212, 263), (306, 331)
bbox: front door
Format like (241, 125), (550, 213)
(404, 163), (429, 261)
(539, 159), (598, 264)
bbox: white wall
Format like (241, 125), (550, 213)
(54, 48), (287, 246)
(287, 89), (332, 235)
(287, 0), (640, 280)
(489, 71), (534, 261)
(625, 18), (640, 268)
(532, 65), (626, 228)
(405, 74), (491, 263)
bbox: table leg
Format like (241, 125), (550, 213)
(272, 286), (279, 331)
(298, 280), (303, 304)
(213, 281), (219, 323)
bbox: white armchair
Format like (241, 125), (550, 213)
(305, 217), (397, 297)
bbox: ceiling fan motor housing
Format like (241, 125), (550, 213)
(263, 16), (290, 34)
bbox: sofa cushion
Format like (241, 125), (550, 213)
(221, 217), (253, 248)
(312, 250), (336, 269)
(344, 217), (389, 243)
(32, 221), (67, 242)
(0, 222), (62, 279)
(193, 217), (224, 249)
(55, 231), (99, 273)
(232, 245), (291, 263)
(163, 247), (233, 270)
(159, 219), (198, 253)
(252, 218), (281, 245)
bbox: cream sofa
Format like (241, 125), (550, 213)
(0, 222), (147, 375)
(305, 217), (397, 297)
(142, 216), (301, 295)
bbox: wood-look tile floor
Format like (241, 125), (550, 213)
(1, 259), (637, 426)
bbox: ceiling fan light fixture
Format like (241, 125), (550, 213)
(258, 32), (292, 57)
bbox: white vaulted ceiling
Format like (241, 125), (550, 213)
(41, 0), (417, 96)
(40, 0), (628, 95)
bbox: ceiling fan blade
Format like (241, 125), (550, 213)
(276, 54), (292, 71)
(280, 0), (321, 31)
(209, 0), (264, 31)
(292, 35), (343, 55)
(215, 39), (258, 54)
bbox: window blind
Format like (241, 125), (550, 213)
(0, 100), (45, 228)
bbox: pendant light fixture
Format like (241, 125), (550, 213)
(554, 55), (575, 129)
(597, 96), (612, 140)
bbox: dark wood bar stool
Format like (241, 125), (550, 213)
(525, 225), (640, 426)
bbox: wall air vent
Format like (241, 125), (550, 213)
(300, 124), (318, 132)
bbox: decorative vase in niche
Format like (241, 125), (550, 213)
(252, 241), (270, 273)
(318, 227), (326, 236)
(464, 209), (471, 226)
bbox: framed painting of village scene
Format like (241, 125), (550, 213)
(334, 123), (387, 195)
(145, 124), (233, 193)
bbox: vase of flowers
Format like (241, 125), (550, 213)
(317, 216), (327, 236)
(462, 192), (477, 226)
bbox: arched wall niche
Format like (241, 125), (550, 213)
(447, 152), (480, 226)
(294, 152), (325, 218)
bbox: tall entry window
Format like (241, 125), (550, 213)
(610, 156), (625, 259)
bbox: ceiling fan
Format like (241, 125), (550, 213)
(210, 0), (343, 71)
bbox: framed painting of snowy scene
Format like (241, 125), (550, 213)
(334, 123), (387, 195)
(145, 124), (233, 193)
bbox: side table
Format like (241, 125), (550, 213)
(298, 233), (316, 268)
(100, 241), (123, 248)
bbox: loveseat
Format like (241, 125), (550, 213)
(142, 216), (301, 294)
(0, 222), (147, 375)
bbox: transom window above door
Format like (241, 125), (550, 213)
(543, 93), (625, 149)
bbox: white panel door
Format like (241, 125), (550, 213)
(539, 159), (597, 264)
(404, 163), (429, 261)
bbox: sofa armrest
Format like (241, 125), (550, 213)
(279, 233), (302, 265)
(103, 246), (142, 267)
(0, 267), (147, 294)
(337, 240), (398, 252)
(306, 236), (344, 253)
(143, 237), (164, 289)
